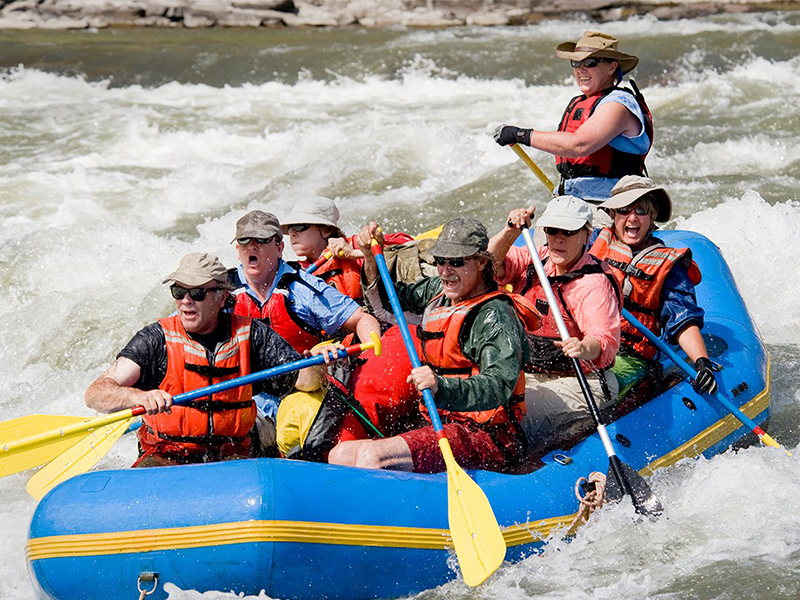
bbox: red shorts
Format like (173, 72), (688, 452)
(399, 421), (524, 474)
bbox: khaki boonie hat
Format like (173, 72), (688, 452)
(430, 217), (489, 258)
(600, 175), (673, 222)
(232, 210), (282, 243)
(281, 196), (344, 236)
(556, 31), (639, 74)
(162, 252), (231, 288)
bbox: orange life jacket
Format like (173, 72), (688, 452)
(307, 255), (363, 301)
(590, 227), (701, 360)
(556, 85), (653, 182)
(233, 270), (322, 354)
(139, 314), (257, 455)
(522, 253), (621, 373)
(416, 290), (541, 427)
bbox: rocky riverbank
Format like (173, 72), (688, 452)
(0, 0), (797, 30)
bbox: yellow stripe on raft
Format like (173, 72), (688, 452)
(27, 515), (572, 562)
(641, 358), (771, 475)
(27, 362), (770, 562)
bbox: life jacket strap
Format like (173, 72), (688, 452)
(416, 326), (445, 341)
(184, 363), (241, 378)
(188, 399), (254, 412)
(606, 258), (655, 282)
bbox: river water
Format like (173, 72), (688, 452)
(2, 14), (800, 600)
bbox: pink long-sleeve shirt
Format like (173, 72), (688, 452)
(497, 245), (620, 370)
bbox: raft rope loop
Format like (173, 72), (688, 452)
(137, 572), (158, 600)
(566, 471), (607, 536)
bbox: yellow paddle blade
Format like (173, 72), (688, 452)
(0, 415), (94, 478)
(438, 438), (506, 587)
(0, 410), (136, 478)
(415, 225), (443, 240)
(0, 414), (89, 441)
(26, 417), (135, 500)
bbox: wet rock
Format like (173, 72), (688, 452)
(0, 0), (796, 29)
(232, 0), (296, 12)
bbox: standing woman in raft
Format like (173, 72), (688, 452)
(494, 31), (652, 210)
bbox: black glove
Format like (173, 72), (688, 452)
(692, 357), (719, 394)
(493, 125), (532, 147)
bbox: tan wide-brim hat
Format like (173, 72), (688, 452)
(600, 175), (672, 222)
(556, 31), (639, 75)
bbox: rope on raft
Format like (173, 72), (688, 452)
(566, 471), (607, 536)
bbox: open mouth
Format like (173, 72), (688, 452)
(442, 277), (460, 288)
(625, 225), (641, 238)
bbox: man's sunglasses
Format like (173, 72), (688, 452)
(170, 286), (222, 301)
(237, 237), (276, 245)
(570, 57), (609, 69)
(543, 227), (583, 237)
(287, 224), (311, 233)
(615, 205), (649, 216)
(433, 256), (474, 268)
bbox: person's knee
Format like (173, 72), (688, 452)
(352, 441), (386, 469)
(328, 440), (361, 466)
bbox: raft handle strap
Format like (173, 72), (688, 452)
(138, 572), (159, 600)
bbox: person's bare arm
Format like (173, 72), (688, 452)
(488, 206), (536, 280)
(342, 308), (381, 345)
(355, 222), (384, 287)
(675, 324), (709, 363)
(529, 102), (641, 158)
(85, 356), (172, 415)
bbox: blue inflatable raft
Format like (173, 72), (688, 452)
(26, 231), (770, 600)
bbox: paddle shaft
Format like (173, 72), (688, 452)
(621, 308), (789, 454)
(520, 228), (639, 505)
(1, 340), (375, 457)
(369, 239), (508, 585)
(305, 250), (333, 275)
(370, 241), (444, 431)
(511, 144), (555, 194)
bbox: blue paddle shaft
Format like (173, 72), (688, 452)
(621, 308), (762, 432)
(171, 347), (355, 406)
(372, 245), (444, 432)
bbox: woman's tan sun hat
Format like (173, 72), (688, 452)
(600, 175), (673, 223)
(556, 31), (639, 75)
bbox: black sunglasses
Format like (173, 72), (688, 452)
(570, 57), (609, 69)
(287, 224), (311, 233)
(170, 286), (222, 301)
(543, 227), (583, 237)
(615, 205), (649, 216)
(433, 256), (474, 268)
(237, 237), (276, 245)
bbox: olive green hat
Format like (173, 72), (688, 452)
(430, 217), (489, 258)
